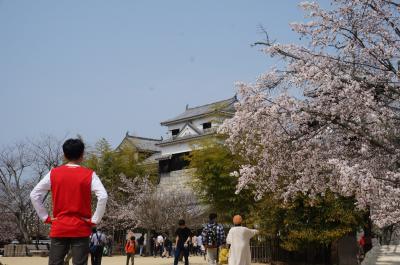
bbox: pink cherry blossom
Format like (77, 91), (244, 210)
(220, 0), (400, 227)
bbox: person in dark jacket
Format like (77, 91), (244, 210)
(138, 234), (145, 256)
(174, 219), (191, 265)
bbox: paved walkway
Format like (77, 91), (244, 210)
(362, 245), (400, 265)
(0, 255), (265, 265)
(5, 247), (400, 265)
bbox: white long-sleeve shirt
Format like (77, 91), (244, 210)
(30, 164), (108, 224)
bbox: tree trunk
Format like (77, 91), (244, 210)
(146, 229), (151, 256)
(15, 213), (30, 243)
(381, 225), (394, 245)
(363, 211), (373, 253)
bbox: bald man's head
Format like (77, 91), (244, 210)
(233, 215), (243, 225)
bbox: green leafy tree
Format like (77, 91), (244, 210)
(253, 192), (365, 251)
(84, 138), (147, 193)
(188, 137), (254, 222)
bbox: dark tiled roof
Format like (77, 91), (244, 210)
(141, 152), (162, 164)
(161, 96), (237, 125)
(125, 135), (162, 152)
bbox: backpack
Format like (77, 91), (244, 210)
(219, 246), (229, 264)
(90, 232), (105, 254)
(205, 224), (218, 247)
(125, 240), (136, 254)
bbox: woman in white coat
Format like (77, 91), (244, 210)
(226, 215), (258, 265)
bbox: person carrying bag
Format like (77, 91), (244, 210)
(90, 228), (106, 265)
(125, 236), (136, 265)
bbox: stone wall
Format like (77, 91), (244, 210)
(157, 168), (196, 193)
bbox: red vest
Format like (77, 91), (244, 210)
(49, 165), (93, 238)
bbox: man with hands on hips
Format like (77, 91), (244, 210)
(30, 138), (108, 265)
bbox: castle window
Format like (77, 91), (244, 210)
(171, 129), (180, 136)
(203, 122), (212, 130)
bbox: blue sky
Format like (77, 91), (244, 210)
(0, 0), (329, 147)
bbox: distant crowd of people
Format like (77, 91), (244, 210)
(86, 212), (258, 265)
(168, 213), (258, 265)
(120, 213), (258, 265)
(123, 215), (225, 265)
(146, 228), (205, 259)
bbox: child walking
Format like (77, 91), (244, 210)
(125, 236), (136, 265)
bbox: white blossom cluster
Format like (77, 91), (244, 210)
(220, 0), (400, 227)
(101, 174), (155, 229)
(102, 175), (204, 231)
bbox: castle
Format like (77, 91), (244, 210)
(117, 95), (237, 190)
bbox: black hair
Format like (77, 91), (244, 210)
(209, 213), (217, 221)
(63, 138), (85, 161)
(92, 227), (97, 233)
(130, 236), (135, 240)
(178, 219), (185, 226)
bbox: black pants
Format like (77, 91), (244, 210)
(158, 244), (164, 256)
(126, 253), (134, 265)
(90, 246), (104, 265)
(174, 246), (189, 265)
(49, 237), (89, 265)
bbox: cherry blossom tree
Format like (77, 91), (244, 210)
(220, 0), (400, 227)
(100, 174), (155, 230)
(104, 174), (204, 231)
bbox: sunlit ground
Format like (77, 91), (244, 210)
(0, 255), (266, 265)
(3, 245), (400, 265)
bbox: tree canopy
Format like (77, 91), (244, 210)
(220, 0), (400, 228)
(188, 138), (365, 250)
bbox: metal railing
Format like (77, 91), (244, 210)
(250, 239), (280, 264)
(250, 239), (331, 264)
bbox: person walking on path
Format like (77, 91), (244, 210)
(151, 235), (157, 257)
(196, 233), (205, 258)
(202, 213), (226, 265)
(30, 138), (108, 265)
(125, 236), (136, 265)
(90, 228), (107, 265)
(226, 215), (258, 265)
(157, 233), (164, 257)
(137, 234), (145, 256)
(106, 235), (113, 256)
(174, 219), (191, 265)
(191, 234), (197, 255)
(163, 236), (172, 258)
